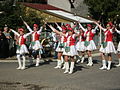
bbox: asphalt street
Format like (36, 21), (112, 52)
(0, 55), (120, 90)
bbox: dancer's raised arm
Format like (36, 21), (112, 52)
(24, 32), (32, 38)
(48, 25), (66, 37)
(94, 21), (106, 31)
(10, 29), (20, 36)
(91, 25), (98, 33)
(78, 22), (86, 32)
(115, 28), (120, 34)
(55, 22), (62, 31)
(23, 21), (33, 32)
(37, 26), (43, 34)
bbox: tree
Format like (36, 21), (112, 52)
(84, 0), (120, 25)
(0, 0), (43, 30)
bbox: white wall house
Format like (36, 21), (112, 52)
(48, 0), (71, 11)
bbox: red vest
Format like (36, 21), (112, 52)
(104, 30), (113, 42)
(68, 35), (76, 46)
(86, 30), (94, 41)
(64, 37), (67, 42)
(33, 32), (40, 41)
(60, 36), (67, 42)
(19, 36), (26, 45)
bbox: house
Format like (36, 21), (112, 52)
(18, 0), (88, 16)
(20, 2), (93, 23)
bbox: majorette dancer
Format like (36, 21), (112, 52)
(48, 25), (80, 74)
(23, 21), (43, 67)
(94, 21), (116, 70)
(10, 28), (32, 70)
(76, 25), (86, 63)
(79, 23), (98, 66)
(53, 23), (68, 69)
(114, 28), (120, 67)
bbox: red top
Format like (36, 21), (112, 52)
(67, 35), (76, 46)
(85, 31), (94, 41)
(19, 36), (26, 45)
(104, 30), (113, 42)
(64, 37), (67, 42)
(60, 36), (67, 43)
(33, 32), (40, 41)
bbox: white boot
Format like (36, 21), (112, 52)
(99, 60), (107, 70)
(80, 57), (85, 63)
(116, 59), (120, 67)
(76, 59), (81, 63)
(107, 61), (112, 70)
(61, 56), (64, 64)
(76, 55), (81, 63)
(87, 57), (90, 66)
(54, 60), (62, 69)
(89, 57), (93, 66)
(35, 58), (40, 67)
(64, 62), (69, 74)
(62, 63), (66, 69)
(69, 62), (75, 74)
(87, 57), (93, 66)
(21, 56), (26, 70)
(16, 55), (22, 70)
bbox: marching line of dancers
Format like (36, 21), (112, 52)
(8, 19), (120, 74)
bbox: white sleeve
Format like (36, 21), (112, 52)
(37, 26), (43, 34)
(92, 26), (98, 33)
(24, 32), (32, 38)
(27, 25), (33, 32)
(102, 28), (107, 32)
(84, 31), (87, 37)
(65, 33), (68, 37)
(72, 34), (76, 39)
(52, 32), (57, 42)
(11, 30), (20, 36)
(57, 25), (62, 31)
(115, 28), (120, 34)
(79, 23), (86, 32)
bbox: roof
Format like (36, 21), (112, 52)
(21, 3), (93, 23)
(46, 10), (93, 23)
(21, 3), (64, 11)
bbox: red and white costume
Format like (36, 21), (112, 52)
(26, 25), (43, 50)
(63, 34), (78, 56)
(76, 32), (86, 51)
(56, 33), (68, 52)
(11, 29), (32, 70)
(99, 29), (116, 54)
(84, 29), (97, 51)
(11, 30), (31, 54)
(79, 23), (97, 51)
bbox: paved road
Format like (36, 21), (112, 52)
(0, 55), (120, 90)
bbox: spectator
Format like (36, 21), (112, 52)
(0, 29), (9, 58)
(3, 26), (16, 57)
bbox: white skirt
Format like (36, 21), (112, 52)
(56, 42), (66, 52)
(63, 45), (78, 56)
(76, 41), (86, 52)
(16, 44), (29, 54)
(99, 41), (116, 54)
(29, 40), (43, 50)
(85, 40), (97, 51)
(117, 42), (120, 52)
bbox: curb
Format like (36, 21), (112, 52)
(0, 53), (100, 63)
